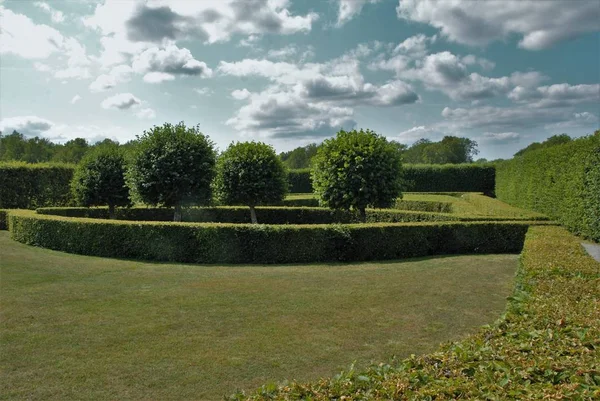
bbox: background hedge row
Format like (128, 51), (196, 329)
(36, 206), (457, 224)
(9, 210), (531, 264)
(0, 162), (74, 209)
(495, 134), (600, 242)
(288, 164), (495, 193)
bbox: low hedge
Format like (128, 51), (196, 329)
(0, 162), (74, 209)
(9, 210), (532, 264)
(36, 206), (457, 224)
(395, 199), (453, 213)
(496, 133), (600, 242)
(288, 165), (495, 193)
(229, 225), (600, 399)
(0, 209), (7, 230)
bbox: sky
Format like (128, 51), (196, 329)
(0, 0), (599, 160)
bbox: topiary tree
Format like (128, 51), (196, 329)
(311, 129), (403, 222)
(71, 144), (130, 219)
(213, 141), (288, 224)
(128, 122), (216, 221)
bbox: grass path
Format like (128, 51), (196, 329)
(0, 232), (517, 400)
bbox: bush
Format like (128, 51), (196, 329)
(496, 133), (600, 242)
(287, 164), (496, 194)
(228, 225), (600, 400)
(71, 145), (130, 219)
(128, 122), (217, 221)
(0, 162), (74, 208)
(9, 210), (533, 264)
(214, 142), (288, 223)
(312, 129), (403, 221)
(0, 209), (8, 230)
(395, 199), (453, 213)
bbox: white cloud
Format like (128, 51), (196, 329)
(337, 0), (380, 26)
(143, 72), (175, 83)
(71, 95), (82, 104)
(396, 0), (600, 50)
(194, 87), (214, 96)
(231, 88), (251, 100)
(395, 125), (440, 143)
(267, 45), (298, 60)
(89, 65), (133, 92)
(479, 132), (521, 143)
(508, 83), (600, 108)
(101, 93), (141, 110)
(135, 108), (156, 119)
(0, 116), (54, 137)
(132, 44), (212, 80)
(34, 2), (65, 24)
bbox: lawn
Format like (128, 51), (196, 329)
(1, 232), (518, 400)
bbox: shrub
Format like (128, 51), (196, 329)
(214, 142), (288, 223)
(288, 169), (312, 193)
(71, 145), (130, 219)
(0, 162), (74, 209)
(312, 129), (403, 221)
(228, 225), (600, 399)
(496, 133), (600, 242)
(128, 122), (217, 221)
(9, 210), (534, 264)
(0, 209), (7, 230)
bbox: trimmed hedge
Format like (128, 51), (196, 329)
(0, 209), (7, 230)
(36, 206), (457, 224)
(9, 210), (532, 264)
(0, 162), (74, 209)
(229, 225), (600, 399)
(287, 165), (495, 193)
(496, 134), (600, 242)
(395, 199), (453, 213)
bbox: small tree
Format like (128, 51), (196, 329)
(71, 144), (130, 219)
(214, 141), (288, 224)
(128, 122), (216, 221)
(312, 129), (403, 222)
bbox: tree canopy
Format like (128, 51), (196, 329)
(311, 129), (403, 221)
(402, 136), (479, 164)
(514, 134), (572, 157)
(214, 141), (288, 223)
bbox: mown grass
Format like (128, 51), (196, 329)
(0, 232), (518, 400)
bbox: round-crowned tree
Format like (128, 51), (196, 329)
(71, 144), (130, 219)
(214, 141), (288, 224)
(311, 129), (403, 222)
(128, 122), (216, 221)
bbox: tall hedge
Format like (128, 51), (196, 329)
(288, 164), (495, 193)
(495, 133), (600, 242)
(0, 162), (74, 208)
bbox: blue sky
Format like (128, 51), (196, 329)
(0, 0), (598, 160)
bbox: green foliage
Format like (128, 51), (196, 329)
(71, 145), (130, 217)
(128, 122), (217, 215)
(288, 164), (495, 194)
(288, 169), (312, 193)
(0, 209), (7, 230)
(312, 129), (403, 219)
(514, 133), (572, 157)
(214, 141), (287, 223)
(496, 133), (600, 242)
(9, 209), (532, 264)
(402, 136), (479, 164)
(279, 143), (319, 169)
(228, 226), (600, 400)
(0, 162), (74, 208)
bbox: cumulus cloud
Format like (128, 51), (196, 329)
(0, 116), (54, 137)
(143, 72), (175, 83)
(89, 65), (133, 92)
(34, 2), (65, 24)
(71, 95), (82, 104)
(231, 88), (251, 100)
(395, 125), (440, 143)
(508, 83), (600, 108)
(135, 108), (156, 119)
(396, 0), (600, 50)
(101, 93), (141, 110)
(336, 0), (380, 26)
(194, 87), (214, 96)
(132, 44), (212, 78)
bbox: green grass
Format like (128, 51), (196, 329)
(0, 232), (518, 400)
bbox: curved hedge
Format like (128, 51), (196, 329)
(0, 162), (74, 208)
(496, 134), (600, 242)
(36, 206), (457, 224)
(288, 164), (495, 193)
(9, 210), (532, 264)
(230, 225), (600, 399)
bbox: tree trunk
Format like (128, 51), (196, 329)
(249, 205), (258, 224)
(359, 207), (366, 223)
(108, 203), (116, 220)
(174, 203), (182, 222)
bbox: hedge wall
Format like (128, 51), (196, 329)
(230, 225), (600, 399)
(496, 134), (600, 242)
(9, 210), (531, 264)
(0, 162), (74, 209)
(288, 164), (495, 193)
(0, 209), (7, 230)
(36, 206), (457, 224)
